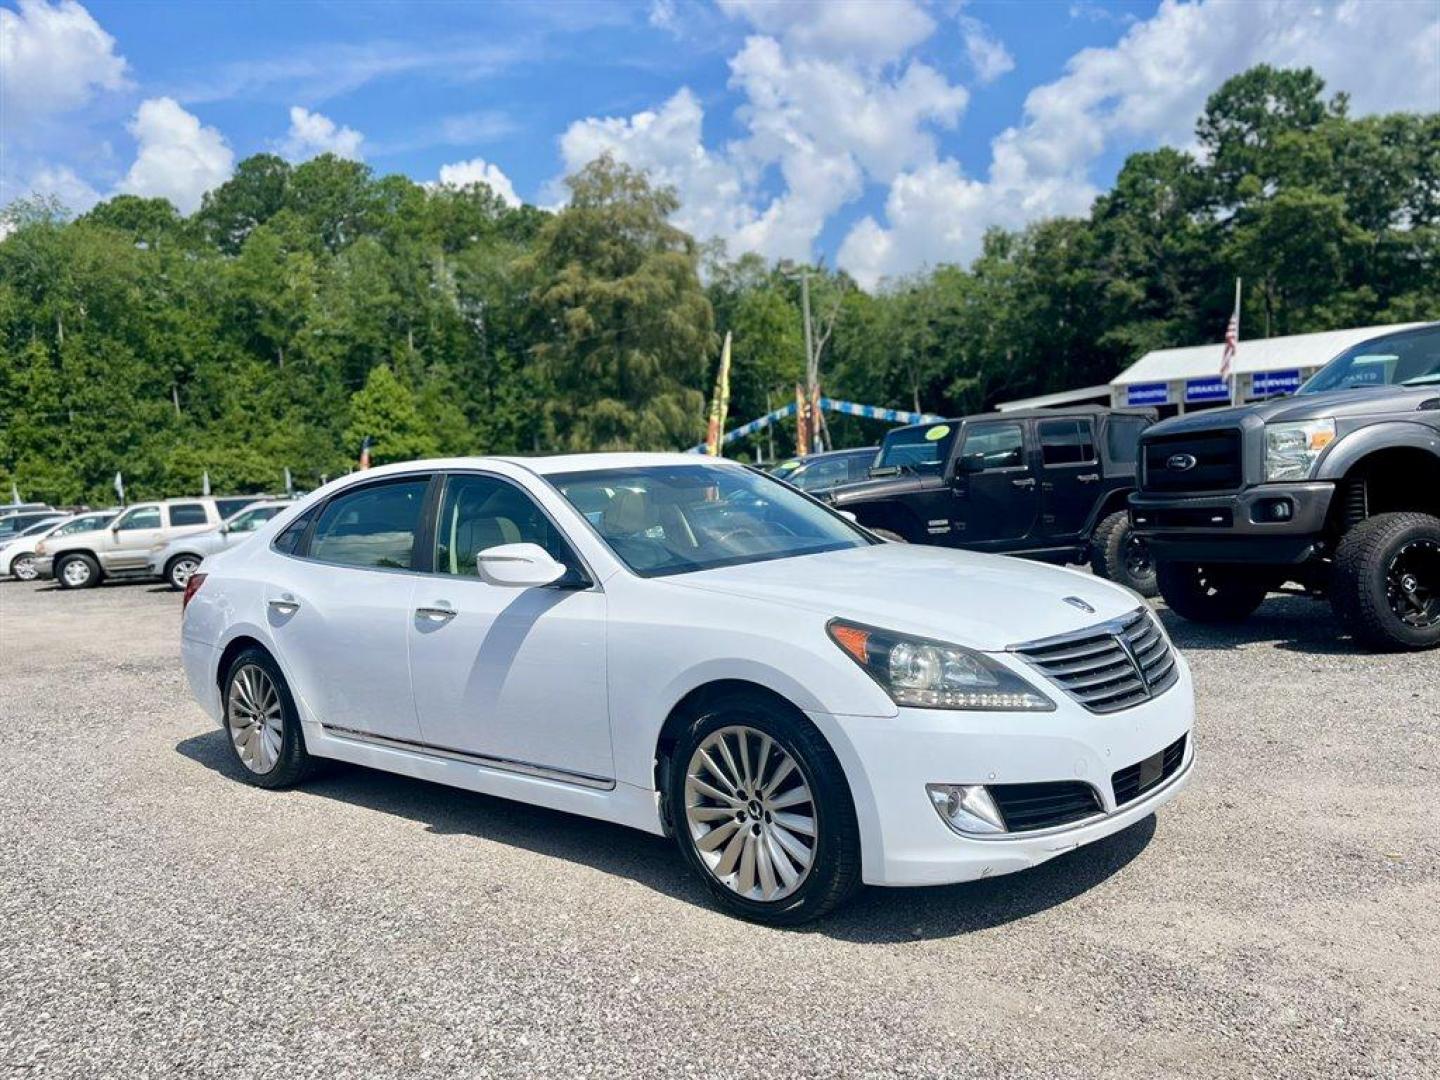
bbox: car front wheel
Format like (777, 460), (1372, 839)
(56, 553), (101, 590)
(10, 554), (37, 581)
(1332, 512), (1440, 651)
(668, 693), (861, 926)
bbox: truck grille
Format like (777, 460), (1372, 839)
(987, 781), (1102, 832)
(1112, 734), (1188, 806)
(1142, 429), (1243, 493)
(1013, 608), (1180, 714)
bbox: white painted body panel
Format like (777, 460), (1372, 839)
(182, 455), (1196, 888)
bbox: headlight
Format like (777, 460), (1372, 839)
(828, 620), (1055, 711)
(1265, 419), (1335, 482)
(34, 541), (47, 555)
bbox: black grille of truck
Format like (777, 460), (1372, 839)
(1142, 429), (1243, 493)
(1112, 735), (1188, 806)
(1013, 608), (1180, 714)
(987, 781), (1103, 832)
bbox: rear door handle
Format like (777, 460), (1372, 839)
(415, 604), (457, 623)
(1011, 477), (1037, 489)
(268, 595), (300, 615)
(1078, 473), (1100, 483)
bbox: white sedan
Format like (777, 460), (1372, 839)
(181, 454), (1194, 925)
(0, 513), (76, 579)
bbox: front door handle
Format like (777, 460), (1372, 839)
(268, 595), (300, 616)
(1011, 477), (1037, 489)
(1077, 473), (1100, 483)
(415, 604), (457, 623)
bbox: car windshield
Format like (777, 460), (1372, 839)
(550, 463), (875, 577)
(15, 519), (60, 539)
(875, 423), (956, 472)
(1300, 326), (1440, 393)
(770, 459), (802, 480)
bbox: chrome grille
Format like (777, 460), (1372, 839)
(1012, 608), (1179, 714)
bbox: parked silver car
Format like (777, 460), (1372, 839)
(148, 500), (290, 589)
(0, 515), (69, 578)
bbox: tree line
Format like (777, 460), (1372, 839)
(1, 65), (1435, 505)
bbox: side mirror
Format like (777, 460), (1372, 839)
(957, 453), (987, 475)
(476, 542), (567, 588)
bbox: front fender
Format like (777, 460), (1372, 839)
(1316, 421), (1440, 479)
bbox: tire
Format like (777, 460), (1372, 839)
(165, 554), (202, 591)
(667, 692), (861, 926)
(1090, 510), (1158, 597)
(1156, 561), (1271, 623)
(1331, 512), (1440, 651)
(870, 527), (907, 543)
(56, 553), (101, 590)
(222, 647), (315, 788)
(10, 554), (37, 581)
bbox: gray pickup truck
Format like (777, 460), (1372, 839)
(1130, 322), (1440, 650)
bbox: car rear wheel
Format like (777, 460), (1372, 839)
(165, 554), (201, 591)
(56, 553), (101, 590)
(11, 554), (37, 581)
(1331, 512), (1440, 651)
(223, 647), (315, 788)
(668, 693), (861, 926)
(1155, 561), (1270, 623)
(1090, 510), (1158, 597)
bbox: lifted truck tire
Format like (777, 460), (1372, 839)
(1090, 510), (1158, 598)
(1156, 561), (1270, 624)
(1331, 512), (1440, 651)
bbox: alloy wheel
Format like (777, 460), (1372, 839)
(170, 557), (199, 589)
(684, 725), (816, 903)
(12, 555), (37, 581)
(61, 559), (92, 587)
(1386, 539), (1440, 629)
(227, 664), (284, 773)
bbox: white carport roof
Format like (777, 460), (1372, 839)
(995, 385), (1111, 412)
(1111, 323), (1428, 387)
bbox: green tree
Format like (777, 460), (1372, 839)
(344, 363), (440, 465)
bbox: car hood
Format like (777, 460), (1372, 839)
(824, 472), (942, 505)
(1145, 386), (1435, 436)
(663, 543), (1138, 651)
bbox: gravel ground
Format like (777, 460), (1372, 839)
(0, 578), (1436, 1079)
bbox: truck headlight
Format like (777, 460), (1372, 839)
(1264, 419), (1335, 482)
(828, 620), (1055, 711)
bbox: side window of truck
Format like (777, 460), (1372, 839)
(958, 423), (1026, 471)
(1105, 416), (1150, 465)
(1038, 419), (1097, 467)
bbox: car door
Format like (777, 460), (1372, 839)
(406, 471), (613, 785)
(102, 505), (166, 569)
(1036, 417), (1101, 539)
(263, 474), (433, 742)
(947, 420), (1040, 548)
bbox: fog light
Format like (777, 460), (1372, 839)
(1252, 498), (1294, 523)
(926, 783), (1006, 836)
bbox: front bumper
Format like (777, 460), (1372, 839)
(1129, 481), (1334, 563)
(812, 657), (1195, 887)
(31, 555), (55, 580)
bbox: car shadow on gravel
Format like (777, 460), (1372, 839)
(1155, 593), (1365, 656)
(178, 728), (1158, 941)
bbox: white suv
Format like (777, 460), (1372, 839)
(36, 498), (246, 589)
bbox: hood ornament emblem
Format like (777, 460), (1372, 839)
(1167, 453), (1198, 471)
(1063, 596), (1096, 614)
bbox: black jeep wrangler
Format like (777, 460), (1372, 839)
(1130, 322), (1440, 650)
(821, 405), (1160, 594)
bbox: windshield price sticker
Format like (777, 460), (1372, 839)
(924, 425), (951, 441)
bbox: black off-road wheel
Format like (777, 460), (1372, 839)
(667, 691), (862, 926)
(1090, 510), (1158, 597)
(222, 647), (316, 788)
(1331, 512), (1440, 651)
(1156, 561), (1271, 623)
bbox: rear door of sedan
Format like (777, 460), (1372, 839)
(405, 471), (613, 785)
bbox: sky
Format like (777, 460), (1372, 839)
(2, 0), (1437, 288)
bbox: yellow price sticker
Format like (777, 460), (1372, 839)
(924, 425), (950, 441)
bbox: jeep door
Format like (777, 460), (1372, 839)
(947, 420), (1040, 547)
(1036, 417), (1101, 539)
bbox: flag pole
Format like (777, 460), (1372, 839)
(1230, 277), (1242, 405)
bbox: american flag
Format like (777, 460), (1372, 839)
(1219, 278), (1241, 385)
(358, 435), (373, 470)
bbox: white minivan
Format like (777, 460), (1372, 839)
(180, 455), (1195, 924)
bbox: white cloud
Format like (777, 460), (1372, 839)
(279, 106), (364, 162)
(648, 0), (677, 33)
(115, 98), (234, 214)
(959, 15), (1015, 85)
(0, 0), (128, 125)
(717, 0), (935, 66)
(436, 157), (521, 206)
(839, 0), (1440, 288)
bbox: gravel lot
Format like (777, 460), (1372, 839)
(1, 578), (1436, 1079)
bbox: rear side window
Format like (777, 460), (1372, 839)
(1038, 419), (1097, 466)
(1105, 416), (1151, 465)
(168, 503), (208, 526)
(309, 479), (430, 570)
(272, 506), (319, 556)
(216, 497), (257, 518)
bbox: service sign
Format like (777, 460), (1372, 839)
(1252, 369), (1303, 397)
(1127, 383), (1169, 407)
(1185, 377), (1231, 403)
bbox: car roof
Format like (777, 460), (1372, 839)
(347, 453), (744, 480)
(886, 405), (1154, 433)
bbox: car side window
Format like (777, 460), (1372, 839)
(1105, 416), (1149, 465)
(1038, 419), (1097, 467)
(272, 506), (319, 556)
(434, 474), (576, 577)
(959, 423), (1026, 471)
(115, 507), (162, 531)
(169, 503), (208, 526)
(231, 506), (281, 532)
(308, 479), (429, 570)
